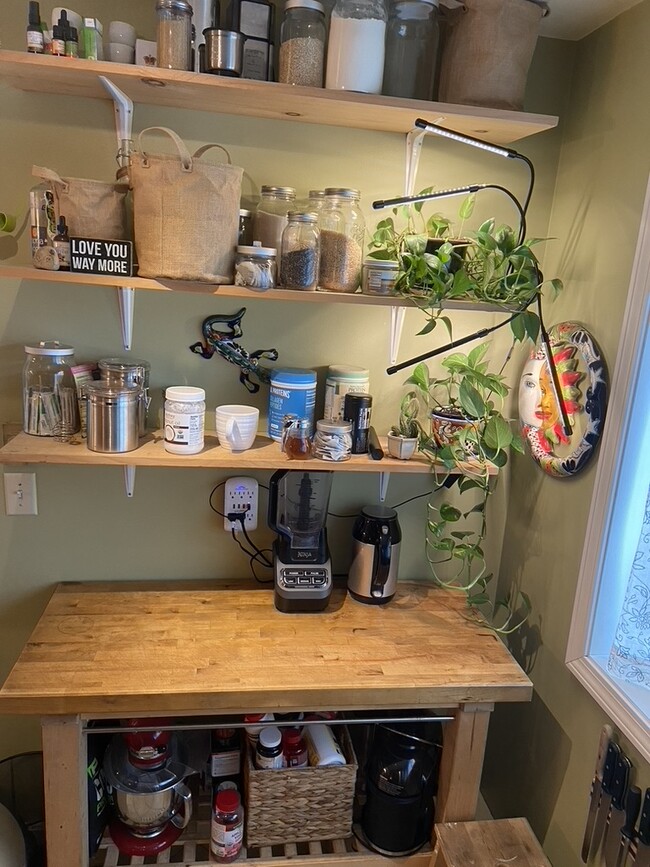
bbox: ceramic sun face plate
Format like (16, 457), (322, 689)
(518, 321), (608, 478)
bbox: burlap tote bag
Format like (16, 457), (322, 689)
(32, 166), (129, 240)
(130, 127), (243, 283)
(439, 0), (548, 110)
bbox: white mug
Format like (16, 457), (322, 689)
(215, 405), (259, 452)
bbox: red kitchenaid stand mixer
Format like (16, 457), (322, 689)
(102, 718), (195, 857)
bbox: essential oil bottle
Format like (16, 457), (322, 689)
(27, 1), (44, 53)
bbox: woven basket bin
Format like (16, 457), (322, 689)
(244, 726), (358, 847)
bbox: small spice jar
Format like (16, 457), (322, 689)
(279, 0), (326, 87)
(362, 259), (399, 295)
(319, 188), (365, 293)
(156, 0), (193, 71)
(235, 243), (277, 289)
(255, 726), (285, 769)
(280, 211), (320, 291)
(163, 386), (206, 455)
(312, 418), (353, 462)
(210, 789), (244, 863)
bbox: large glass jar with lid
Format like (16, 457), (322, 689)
(318, 188), (365, 293)
(156, 0), (193, 71)
(280, 212), (320, 291)
(325, 0), (387, 94)
(23, 341), (80, 438)
(254, 186), (297, 254)
(382, 0), (439, 100)
(279, 0), (326, 87)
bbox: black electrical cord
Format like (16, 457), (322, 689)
(328, 488), (434, 518)
(208, 480), (228, 518)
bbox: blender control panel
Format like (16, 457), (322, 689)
(279, 568), (329, 588)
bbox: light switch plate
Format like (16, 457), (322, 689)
(4, 473), (38, 515)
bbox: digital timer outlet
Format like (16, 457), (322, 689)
(223, 477), (259, 532)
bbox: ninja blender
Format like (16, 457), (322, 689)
(268, 470), (333, 612)
(102, 719), (195, 857)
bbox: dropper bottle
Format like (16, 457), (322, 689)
(27, 1), (44, 53)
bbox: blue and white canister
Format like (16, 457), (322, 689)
(268, 368), (317, 442)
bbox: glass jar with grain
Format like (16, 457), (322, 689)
(318, 187), (365, 293)
(279, 0), (326, 87)
(156, 0), (193, 71)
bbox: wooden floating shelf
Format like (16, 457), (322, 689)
(0, 50), (558, 141)
(0, 265), (521, 313)
(0, 430), (497, 475)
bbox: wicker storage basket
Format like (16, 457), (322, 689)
(244, 726), (358, 847)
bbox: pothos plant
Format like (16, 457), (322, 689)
(406, 343), (531, 635)
(367, 193), (563, 346)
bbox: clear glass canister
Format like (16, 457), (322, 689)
(279, 0), (326, 87)
(280, 211), (320, 291)
(235, 243), (277, 289)
(325, 0), (387, 93)
(382, 0), (440, 100)
(319, 188), (365, 293)
(22, 341), (80, 438)
(156, 0), (193, 71)
(254, 186), (296, 254)
(164, 386), (206, 455)
(313, 419), (353, 462)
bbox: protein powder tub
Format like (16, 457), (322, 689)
(324, 364), (370, 421)
(164, 386), (206, 455)
(268, 368), (317, 442)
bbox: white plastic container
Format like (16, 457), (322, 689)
(164, 386), (206, 454)
(304, 724), (346, 767)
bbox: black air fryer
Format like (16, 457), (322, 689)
(361, 721), (441, 856)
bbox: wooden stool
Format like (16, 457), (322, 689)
(432, 818), (552, 866)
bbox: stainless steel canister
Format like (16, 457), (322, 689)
(86, 382), (142, 453)
(203, 28), (244, 76)
(98, 357), (151, 438)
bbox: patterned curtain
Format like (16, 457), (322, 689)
(608, 484), (650, 687)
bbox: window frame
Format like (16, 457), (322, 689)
(565, 174), (650, 764)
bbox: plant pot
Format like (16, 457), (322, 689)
(425, 238), (469, 275)
(386, 433), (418, 460)
(430, 408), (476, 456)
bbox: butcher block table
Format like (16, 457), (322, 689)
(0, 580), (532, 867)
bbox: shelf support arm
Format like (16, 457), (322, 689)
(379, 472), (390, 503)
(99, 76), (136, 352)
(123, 465), (136, 498)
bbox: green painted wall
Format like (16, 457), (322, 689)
(483, 3), (650, 866)
(0, 1), (647, 864)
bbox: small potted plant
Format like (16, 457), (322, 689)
(386, 392), (422, 460)
(407, 343), (531, 633)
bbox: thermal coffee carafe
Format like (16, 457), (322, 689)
(102, 720), (194, 857)
(268, 470), (333, 612)
(361, 721), (441, 856)
(347, 505), (401, 604)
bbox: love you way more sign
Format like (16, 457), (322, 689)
(70, 238), (133, 276)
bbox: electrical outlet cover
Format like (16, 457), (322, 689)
(223, 477), (258, 532)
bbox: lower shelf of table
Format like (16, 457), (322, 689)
(89, 794), (433, 867)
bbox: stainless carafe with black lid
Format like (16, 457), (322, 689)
(347, 505), (401, 604)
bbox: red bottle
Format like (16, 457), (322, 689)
(211, 789), (244, 863)
(283, 727), (308, 768)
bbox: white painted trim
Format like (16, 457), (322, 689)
(566, 174), (650, 759)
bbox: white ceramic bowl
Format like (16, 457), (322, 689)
(108, 21), (137, 47)
(108, 42), (135, 64)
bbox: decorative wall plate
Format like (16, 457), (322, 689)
(518, 321), (608, 477)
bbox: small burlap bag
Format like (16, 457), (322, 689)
(129, 127), (243, 283)
(439, 0), (548, 110)
(32, 166), (129, 240)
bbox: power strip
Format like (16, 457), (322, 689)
(223, 477), (259, 532)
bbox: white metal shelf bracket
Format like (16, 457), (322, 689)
(389, 307), (406, 367)
(99, 75), (135, 353)
(379, 472), (390, 503)
(123, 465), (136, 498)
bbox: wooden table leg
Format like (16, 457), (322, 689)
(41, 715), (88, 867)
(435, 702), (493, 823)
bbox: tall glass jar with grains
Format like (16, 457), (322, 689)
(325, 0), (387, 93)
(279, 0), (326, 87)
(318, 188), (365, 293)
